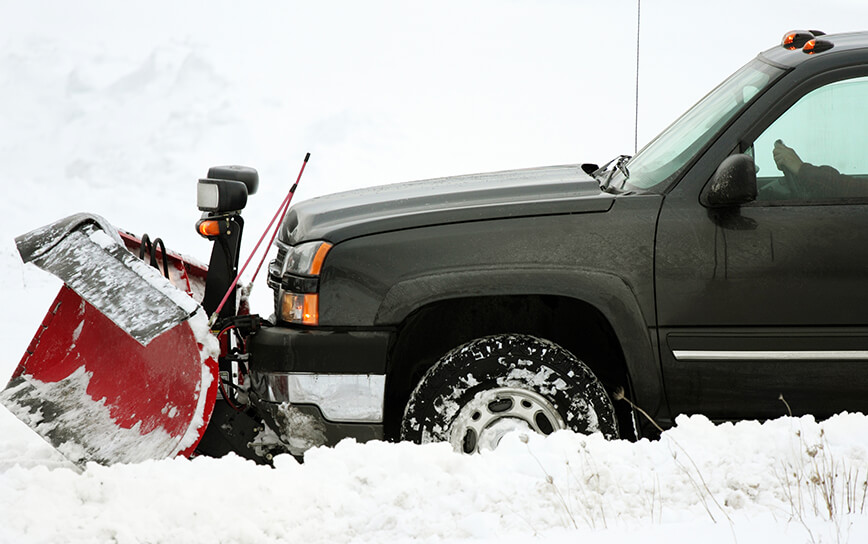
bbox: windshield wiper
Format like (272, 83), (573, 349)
(595, 155), (631, 193)
(614, 155), (630, 180)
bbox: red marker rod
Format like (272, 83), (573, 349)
(209, 153), (310, 327)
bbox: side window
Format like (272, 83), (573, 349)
(753, 75), (868, 202)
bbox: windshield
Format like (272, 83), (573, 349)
(609, 58), (784, 192)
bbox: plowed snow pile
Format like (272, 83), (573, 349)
(3, 405), (868, 543)
(3, 2), (868, 543)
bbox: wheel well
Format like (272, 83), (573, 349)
(383, 295), (635, 441)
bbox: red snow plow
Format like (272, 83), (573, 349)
(1, 166), (265, 467)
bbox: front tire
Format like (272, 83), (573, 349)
(400, 334), (618, 453)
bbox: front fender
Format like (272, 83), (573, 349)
(375, 265), (663, 416)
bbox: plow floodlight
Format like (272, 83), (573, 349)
(197, 179), (248, 213)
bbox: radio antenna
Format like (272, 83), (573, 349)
(634, 0), (641, 154)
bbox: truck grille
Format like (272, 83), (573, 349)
(270, 245), (288, 315)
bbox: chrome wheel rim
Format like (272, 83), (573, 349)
(449, 387), (565, 453)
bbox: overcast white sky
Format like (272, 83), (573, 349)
(1, 1), (866, 257)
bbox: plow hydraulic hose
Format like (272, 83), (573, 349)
(209, 152), (311, 327)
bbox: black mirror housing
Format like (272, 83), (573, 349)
(702, 154), (757, 208)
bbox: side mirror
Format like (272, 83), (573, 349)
(701, 154), (757, 208)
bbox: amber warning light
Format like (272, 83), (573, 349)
(803, 39), (834, 55)
(782, 31), (815, 50)
(196, 219), (224, 238)
(781, 30), (833, 55)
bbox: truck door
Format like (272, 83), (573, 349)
(656, 71), (868, 422)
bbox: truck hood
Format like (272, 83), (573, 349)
(280, 164), (614, 245)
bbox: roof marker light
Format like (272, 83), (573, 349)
(803, 39), (834, 55)
(782, 30), (815, 50)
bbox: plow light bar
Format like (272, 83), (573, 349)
(197, 179), (248, 213)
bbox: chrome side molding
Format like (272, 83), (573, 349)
(673, 350), (868, 361)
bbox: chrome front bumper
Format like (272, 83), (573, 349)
(249, 371), (386, 423)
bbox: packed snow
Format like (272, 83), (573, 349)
(3, 1), (868, 543)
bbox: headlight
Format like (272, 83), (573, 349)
(272, 241), (332, 325)
(283, 241), (332, 276)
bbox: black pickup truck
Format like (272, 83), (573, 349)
(201, 30), (868, 457)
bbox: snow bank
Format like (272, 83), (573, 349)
(2, 413), (868, 543)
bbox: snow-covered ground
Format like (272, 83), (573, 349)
(3, 2), (868, 543)
(4, 410), (868, 544)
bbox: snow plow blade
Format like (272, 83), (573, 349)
(1, 214), (219, 467)
(15, 213), (201, 345)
